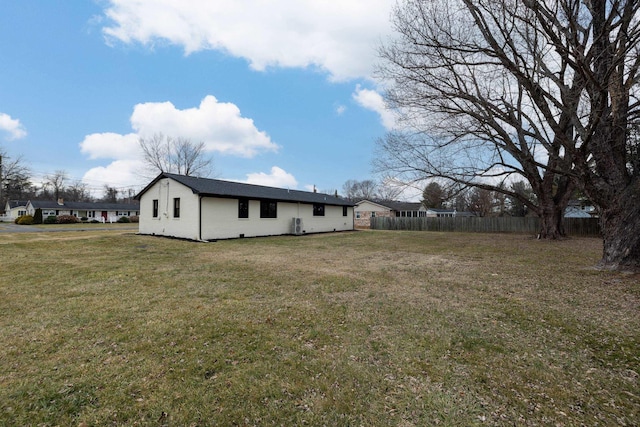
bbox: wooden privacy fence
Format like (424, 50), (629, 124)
(369, 216), (601, 237)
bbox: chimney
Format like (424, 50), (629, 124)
(313, 185), (317, 193)
(57, 198), (64, 206)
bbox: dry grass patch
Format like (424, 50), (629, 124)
(0, 230), (638, 426)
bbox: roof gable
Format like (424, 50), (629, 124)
(7, 200), (29, 209)
(137, 173), (355, 207)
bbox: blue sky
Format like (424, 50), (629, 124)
(0, 1), (403, 198)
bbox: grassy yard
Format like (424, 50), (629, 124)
(0, 230), (638, 426)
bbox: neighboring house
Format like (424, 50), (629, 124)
(354, 199), (426, 228)
(425, 208), (475, 218)
(3, 200), (29, 220)
(135, 173), (355, 241)
(26, 199), (139, 222)
(564, 200), (597, 218)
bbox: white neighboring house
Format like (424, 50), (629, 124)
(3, 200), (29, 221)
(135, 173), (355, 241)
(26, 199), (139, 222)
(354, 200), (426, 228)
(564, 200), (597, 218)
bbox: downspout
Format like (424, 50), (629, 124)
(199, 195), (202, 241)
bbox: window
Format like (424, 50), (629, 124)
(356, 211), (361, 219)
(260, 200), (277, 218)
(152, 200), (159, 218)
(238, 198), (249, 218)
(173, 198), (180, 218)
(343, 206), (348, 217)
(313, 203), (325, 216)
(371, 211), (376, 218)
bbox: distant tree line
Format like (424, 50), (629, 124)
(0, 152), (137, 213)
(1, 132), (214, 213)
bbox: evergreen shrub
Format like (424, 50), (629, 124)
(33, 208), (43, 224)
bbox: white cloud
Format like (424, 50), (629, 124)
(243, 166), (298, 188)
(79, 95), (277, 190)
(0, 113), (27, 140)
(80, 132), (141, 160)
(82, 159), (147, 189)
(101, 0), (393, 81)
(131, 96), (278, 157)
(352, 85), (398, 130)
(335, 105), (346, 115)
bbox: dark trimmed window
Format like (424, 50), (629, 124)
(260, 200), (277, 218)
(173, 198), (180, 218)
(238, 198), (249, 218)
(313, 203), (325, 216)
(343, 206), (348, 216)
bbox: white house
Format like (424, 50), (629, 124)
(564, 200), (597, 218)
(135, 173), (355, 241)
(354, 200), (426, 228)
(3, 200), (29, 220)
(26, 200), (139, 222)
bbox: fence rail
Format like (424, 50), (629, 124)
(369, 216), (600, 237)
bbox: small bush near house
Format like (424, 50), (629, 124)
(80, 217), (88, 222)
(129, 215), (139, 223)
(15, 215), (34, 225)
(116, 216), (130, 223)
(56, 215), (80, 224)
(90, 219), (100, 223)
(43, 216), (57, 224)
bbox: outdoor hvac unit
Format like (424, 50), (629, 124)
(292, 217), (304, 235)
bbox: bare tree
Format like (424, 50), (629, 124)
(376, 179), (405, 202)
(0, 149), (33, 209)
(378, 0), (640, 270)
(342, 178), (405, 201)
(45, 170), (67, 201)
(377, 0), (576, 239)
(342, 179), (379, 200)
(468, 187), (494, 217)
(139, 133), (213, 177)
(67, 180), (92, 202)
(102, 185), (118, 203)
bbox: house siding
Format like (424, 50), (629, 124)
(199, 197), (354, 240)
(354, 201), (393, 229)
(138, 176), (354, 241)
(139, 178), (200, 240)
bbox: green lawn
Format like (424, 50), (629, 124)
(0, 230), (638, 426)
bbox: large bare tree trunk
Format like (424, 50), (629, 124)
(598, 177), (640, 271)
(537, 203), (565, 240)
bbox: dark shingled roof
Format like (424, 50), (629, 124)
(7, 200), (29, 209)
(28, 200), (139, 211)
(137, 173), (354, 207)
